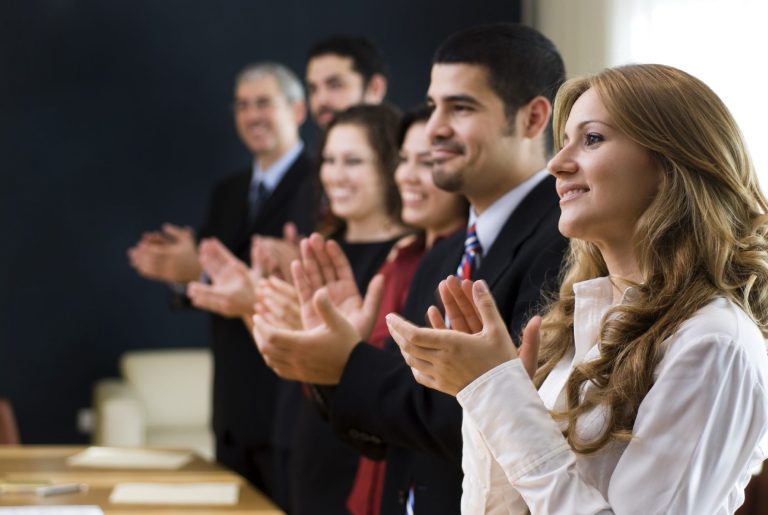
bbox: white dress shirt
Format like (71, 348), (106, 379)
(457, 277), (768, 514)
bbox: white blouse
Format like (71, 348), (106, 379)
(457, 277), (768, 514)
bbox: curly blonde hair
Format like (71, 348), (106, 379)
(535, 64), (768, 454)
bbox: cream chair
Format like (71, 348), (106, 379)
(93, 348), (214, 460)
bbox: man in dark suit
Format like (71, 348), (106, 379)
(128, 62), (315, 501)
(253, 24), (567, 514)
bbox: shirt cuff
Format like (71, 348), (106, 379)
(458, 359), (571, 484)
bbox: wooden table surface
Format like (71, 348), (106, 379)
(0, 445), (284, 514)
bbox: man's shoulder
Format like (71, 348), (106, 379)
(212, 166), (252, 192)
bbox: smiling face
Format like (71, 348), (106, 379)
(234, 75), (300, 161)
(548, 88), (662, 254)
(320, 123), (387, 224)
(395, 122), (466, 235)
(425, 64), (523, 212)
(306, 54), (368, 129)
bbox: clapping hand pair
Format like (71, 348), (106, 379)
(387, 276), (541, 396)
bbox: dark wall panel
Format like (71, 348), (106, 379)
(0, 0), (520, 443)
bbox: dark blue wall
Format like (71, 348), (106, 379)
(0, 0), (520, 443)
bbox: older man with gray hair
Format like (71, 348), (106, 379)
(128, 62), (316, 503)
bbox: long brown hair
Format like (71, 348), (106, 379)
(537, 64), (768, 453)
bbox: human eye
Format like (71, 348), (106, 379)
(343, 156), (364, 167)
(328, 78), (344, 90)
(321, 155), (334, 165)
(233, 100), (248, 112)
(584, 132), (604, 146)
(397, 153), (408, 165)
(417, 155), (434, 169)
(453, 103), (474, 113)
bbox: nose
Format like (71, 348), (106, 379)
(312, 87), (330, 110)
(547, 144), (578, 178)
(395, 161), (417, 186)
(425, 107), (452, 142)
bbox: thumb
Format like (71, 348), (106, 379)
(471, 280), (506, 332)
(283, 222), (299, 243)
(518, 316), (542, 380)
(163, 223), (193, 240)
(359, 274), (385, 339)
(313, 287), (348, 330)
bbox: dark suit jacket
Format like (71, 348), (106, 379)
(328, 175), (567, 514)
(198, 151), (316, 447)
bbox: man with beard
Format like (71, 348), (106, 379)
(305, 35), (388, 129)
(128, 62), (315, 505)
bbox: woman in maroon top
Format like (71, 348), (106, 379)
(346, 106), (468, 515)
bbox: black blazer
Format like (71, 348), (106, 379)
(328, 175), (567, 514)
(200, 151), (317, 447)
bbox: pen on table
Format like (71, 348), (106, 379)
(36, 483), (89, 496)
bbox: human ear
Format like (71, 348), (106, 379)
(292, 99), (307, 126)
(364, 74), (388, 103)
(521, 96), (552, 140)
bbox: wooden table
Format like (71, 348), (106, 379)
(0, 445), (283, 514)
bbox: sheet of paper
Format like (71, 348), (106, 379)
(109, 482), (239, 505)
(65, 447), (192, 470)
(0, 507), (104, 515)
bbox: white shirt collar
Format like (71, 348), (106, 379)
(251, 141), (304, 192)
(468, 169), (549, 256)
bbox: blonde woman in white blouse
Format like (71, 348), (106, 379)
(387, 63), (768, 514)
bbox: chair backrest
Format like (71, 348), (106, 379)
(0, 397), (20, 444)
(120, 348), (212, 428)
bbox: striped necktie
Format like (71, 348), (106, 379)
(456, 223), (482, 280)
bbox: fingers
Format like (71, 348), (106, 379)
(256, 279), (301, 329)
(187, 283), (227, 314)
(325, 239), (356, 284)
(299, 237), (325, 291)
(268, 276), (298, 300)
(471, 280), (507, 336)
(162, 223), (194, 241)
(199, 239), (233, 277)
(445, 276), (482, 333)
(518, 315), (542, 380)
(308, 233), (337, 285)
(283, 222), (299, 243)
(291, 259), (314, 306)
(356, 274), (385, 340)
(426, 305), (446, 329)
(250, 315), (299, 379)
(385, 313), (432, 353)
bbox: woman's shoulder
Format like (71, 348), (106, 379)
(663, 297), (768, 379)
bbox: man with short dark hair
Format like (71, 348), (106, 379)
(128, 62), (315, 503)
(254, 24), (568, 514)
(305, 35), (388, 128)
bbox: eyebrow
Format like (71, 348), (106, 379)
(426, 94), (482, 107)
(572, 119), (616, 130)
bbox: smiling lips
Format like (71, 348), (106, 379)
(401, 189), (427, 206)
(430, 142), (465, 162)
(557, 184), (589, 204)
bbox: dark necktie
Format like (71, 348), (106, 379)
(456, 223), (482, 280)
(247, 180), (269, 226)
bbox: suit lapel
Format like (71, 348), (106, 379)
(475, 175), (559, 289)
